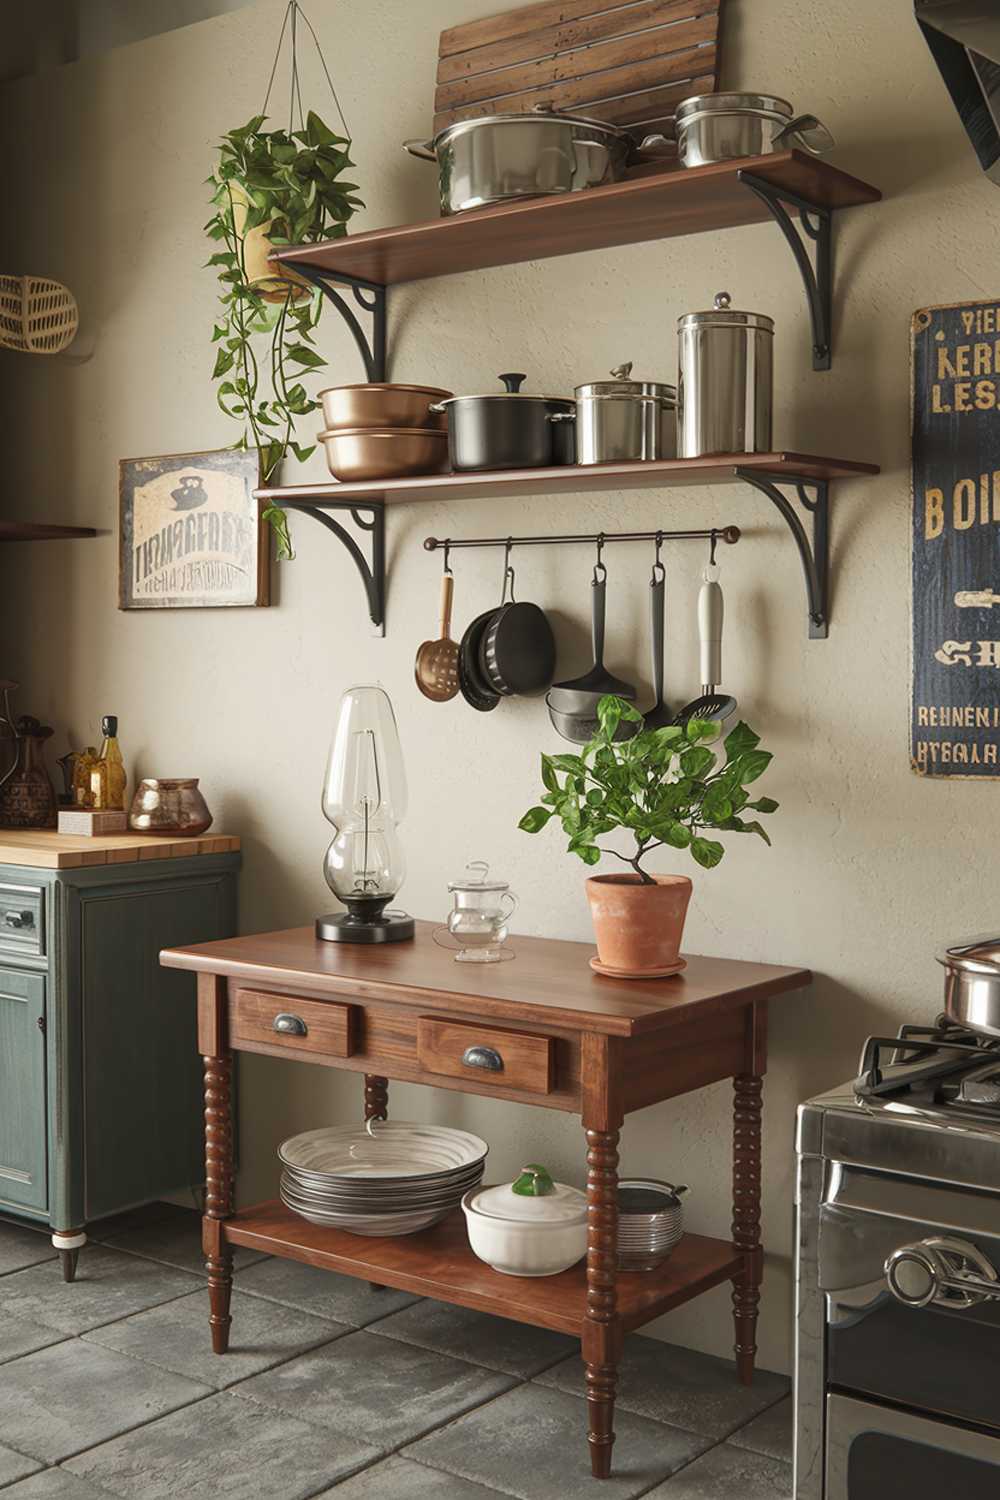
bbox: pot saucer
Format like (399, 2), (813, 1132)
(589, 955), (686, 980)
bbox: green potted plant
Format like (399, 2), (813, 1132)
(518, 695), (778, 977)
(206, 110), (363, 558)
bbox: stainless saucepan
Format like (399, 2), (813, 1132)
(674, 92), (834, 170)
(939, 936), (1000, 1037)
(404, 104), (671, 217)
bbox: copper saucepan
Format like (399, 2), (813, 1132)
(317, 427), (449, 483)
(319, 383), (452, 432)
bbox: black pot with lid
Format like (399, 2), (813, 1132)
(430, 373), (575, 471)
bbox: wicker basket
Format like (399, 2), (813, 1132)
(0, 274), (78, 354)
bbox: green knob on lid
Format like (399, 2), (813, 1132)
(512, 1163), (555, 1197)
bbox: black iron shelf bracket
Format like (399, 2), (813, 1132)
(269, 497), (386, 634)
(292, 262), (388, 383)
(736, 469), (830, 638)
(738, 170), (833, 371)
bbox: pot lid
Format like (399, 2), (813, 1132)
(448, 860), (509, 894)
(678, 291), (775, 333)
(435, 373), (573, 406)
(618, 1178), (688, 1214)
(675, 91), (794, 122)
(937, 934), (1000, 975)
(576, 362), (676, 402)
(466, 1163), (587, 1224)
(434, 104), (629, 147)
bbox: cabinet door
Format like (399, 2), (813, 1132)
(0, 966), (47, 1211)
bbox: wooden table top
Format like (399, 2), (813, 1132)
(0, 829), (240, 869)
(161, 921), (809, 1037)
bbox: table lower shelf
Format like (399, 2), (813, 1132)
(225, 1201), (742, 1336)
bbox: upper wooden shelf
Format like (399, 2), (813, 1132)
(256, 451), (879, 509)
(276, 151), (881, 287)
(0, 521), (97, 542)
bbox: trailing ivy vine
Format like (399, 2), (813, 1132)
(206, 110), (363, 557)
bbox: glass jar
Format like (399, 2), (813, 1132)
(445, 862), (517, 963)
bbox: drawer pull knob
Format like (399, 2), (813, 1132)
(273, 1013), (308, 1037)
(3, 910), (33, 930)
(462, 1044), (503, 1073)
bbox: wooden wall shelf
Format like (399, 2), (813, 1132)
(277, 151), (879, 288)
(1, 522), (96, 542)
(256, 452), (878, 638)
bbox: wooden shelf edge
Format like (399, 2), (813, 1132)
(274, 151), (881, 287)
(255, 451), (880, 510)
(225, 1201), (742, 1335)
(0, 522), (97, 541)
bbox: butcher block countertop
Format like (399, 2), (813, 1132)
(0, 829), (240, 869)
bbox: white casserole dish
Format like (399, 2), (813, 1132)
(462, 1163), (587, 1277)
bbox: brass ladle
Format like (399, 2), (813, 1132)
(415, 566), (459, 701)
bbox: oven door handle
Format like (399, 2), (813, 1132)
(885, 1235), (1000, 1310)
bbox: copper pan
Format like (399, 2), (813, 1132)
(319, 383), (452, 432)
(317, 427), (449, 483)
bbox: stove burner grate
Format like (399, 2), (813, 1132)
(854, 1016), (1000, 1100)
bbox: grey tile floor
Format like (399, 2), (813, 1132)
(0, 1207), (792, 1499)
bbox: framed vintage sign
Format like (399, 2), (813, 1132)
(119, 448), (268, 609)
(912, 300), (1000, 777)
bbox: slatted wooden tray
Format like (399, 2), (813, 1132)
(433, 0), (721, 139)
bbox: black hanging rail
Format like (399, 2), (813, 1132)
(424, 525), (740, 554)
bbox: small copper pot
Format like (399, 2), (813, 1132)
(129, 778), (213, 836)
(319, 383), (452, 432)
(317, 426), (450, 482)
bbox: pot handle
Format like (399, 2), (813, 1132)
(773, 113), (835, 155)
(547, 410), (576, 423)
(403, 137), (437, 162)
(428, 401), (448, 413)
(634, 131), (678, 157)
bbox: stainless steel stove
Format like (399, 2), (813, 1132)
(795, 1016), (1000, 1499)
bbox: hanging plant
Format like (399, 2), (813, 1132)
(205, 4), (362, 559)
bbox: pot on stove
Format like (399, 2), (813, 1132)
(938, 934), (1000, 1037)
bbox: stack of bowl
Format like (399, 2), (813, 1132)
(317, 383), (453, 482)
(278, 1120), (488, 1237)
(616, 1179), (688, 1271)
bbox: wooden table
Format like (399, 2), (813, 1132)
(160, 923), (808, 1479)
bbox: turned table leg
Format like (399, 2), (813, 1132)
(583, 1122), (623, 1479)
(732, 1072), (763, 1385)
(364, 1074), (389, 1123)
(203, 1048), (234, 1355)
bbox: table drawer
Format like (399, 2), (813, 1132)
(232, 988), (355, 1057)
(417, 1016), (554, 1095)
(0, 884), (44, 960)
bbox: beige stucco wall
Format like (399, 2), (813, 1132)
(0, 0), (993, 1375)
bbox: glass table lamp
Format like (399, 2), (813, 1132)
(316, 685), (414, 943)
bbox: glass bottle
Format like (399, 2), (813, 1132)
(0, 717), (57, 828)
(93, 715), (127, 811)
(73, 746), (98, 808)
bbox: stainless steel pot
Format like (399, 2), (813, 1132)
(677, 292), (774, 458)
(555, 363), (676, 465)
(404, 105), (665, 216)
(430, 373), (575, 470)
(675, 92), (834, 169)
(938, 935), (1000, 1036)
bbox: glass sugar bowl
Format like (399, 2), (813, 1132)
(445, 862), (517, 963)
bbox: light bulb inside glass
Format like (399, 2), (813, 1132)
(321, 687), (407, 924)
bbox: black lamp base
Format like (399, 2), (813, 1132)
(316, 909), (415, 944)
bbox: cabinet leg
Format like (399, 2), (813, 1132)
(52, 1229), (86, 1283)
(584, 1125), (622, 1480)
(203, 1052), (234, 1355)
(364, 1074), (388, 1123)
(732, 1072), (764, 1386)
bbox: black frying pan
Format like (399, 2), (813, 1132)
(458, 609), (500, 712)
(479, 600), (556, 697)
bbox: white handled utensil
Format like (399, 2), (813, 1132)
(956, 590), (1000, 607)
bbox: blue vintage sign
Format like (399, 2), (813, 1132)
(912, 300), (1000, 777)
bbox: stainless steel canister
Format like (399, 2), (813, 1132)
(677, 292), (774, 457)
(556, 363), (676, 464)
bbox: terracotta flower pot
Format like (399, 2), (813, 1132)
(585, 873), (692, 979)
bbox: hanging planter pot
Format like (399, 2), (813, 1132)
(227, 182), (312, 304)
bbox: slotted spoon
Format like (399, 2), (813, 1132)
(415, 571), (459, 702)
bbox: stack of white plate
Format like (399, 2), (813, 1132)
(278, 1121), (489, 1237)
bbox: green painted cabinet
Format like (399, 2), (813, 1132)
(0, 849), (239, 1276)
